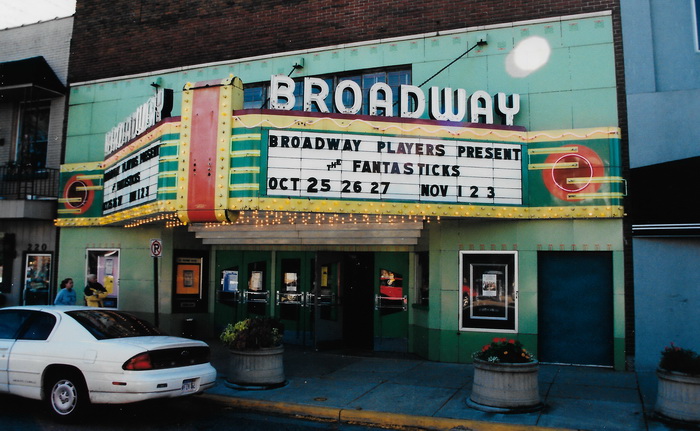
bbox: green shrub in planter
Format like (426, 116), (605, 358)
(220, 317), (284, 351)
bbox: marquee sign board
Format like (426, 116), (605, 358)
(266, 130), (523, 205)
(102, 142), (161, 215)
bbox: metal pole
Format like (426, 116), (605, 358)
(153, 256), (159, 327)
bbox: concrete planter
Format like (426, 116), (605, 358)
(469, 359), (543, 413)
(227, 345), (285, 388)
(655, 368), (700, 423)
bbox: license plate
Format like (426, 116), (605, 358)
(181, 379), (196, 393)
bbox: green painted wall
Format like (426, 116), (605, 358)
(57, 226), (213, 335)
(408, 218), (625, 369)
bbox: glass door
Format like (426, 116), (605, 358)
(313, 252), (343, 349)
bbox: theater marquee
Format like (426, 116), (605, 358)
(57, 75), (625, 227)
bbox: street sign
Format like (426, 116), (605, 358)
(150, 238), (162, 258)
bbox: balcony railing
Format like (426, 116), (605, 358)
(0, 165), (59, 200)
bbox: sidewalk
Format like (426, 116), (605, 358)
(202, 341), (693, 431)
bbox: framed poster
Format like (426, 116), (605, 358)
(222, 270), (239, 292)
(283, 272), (298, 292)
(459, 251), (518, 332)
(173, 251), (208, 313)
(176, 257), (202, 296)
(249, 271), (263, 291)
(469, 264), (508, 319)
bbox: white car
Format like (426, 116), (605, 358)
(0, 306), (217, 419)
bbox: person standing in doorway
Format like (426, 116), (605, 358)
(84, 274), (108, 306)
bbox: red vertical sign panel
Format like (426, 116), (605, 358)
(187, 86), (220, 222)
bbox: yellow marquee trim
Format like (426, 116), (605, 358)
(230, 149), (261, 157)
(528, 162), (580, 170)
(231, 133), (261, 141)
(528, 146), (579, 155)
(76, 174), (104, 180)
(54, 202), (625, 227)
(61, 161), (104, 172)
(567, 176), (625, 185)
(230, 167), (260, 174)
(229, 184), (260, 191)
(228, 197), (624, 219)
(232, 113), (621, 143)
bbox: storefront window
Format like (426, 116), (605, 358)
(16, 102), (50, 169)
(23, 253), (52, 305)
(459, 251), (518, 332)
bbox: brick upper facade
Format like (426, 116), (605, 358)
(69, 0), (621, 83)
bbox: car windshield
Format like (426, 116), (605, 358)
(66, 310), (165, 340)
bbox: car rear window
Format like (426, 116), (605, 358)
(18, 312), (57, 340)
(66, 310), (165, 340)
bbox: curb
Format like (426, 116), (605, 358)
(201, 393), (576, 431)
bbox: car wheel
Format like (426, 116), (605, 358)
(45, 371), (88, 419)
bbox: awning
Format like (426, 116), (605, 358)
(189, 221), (425, 246)
(0, 56), (66, 101)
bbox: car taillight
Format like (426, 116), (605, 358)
(123, 352), (153, 370)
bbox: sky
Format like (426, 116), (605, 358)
(0, 0), (76, 29)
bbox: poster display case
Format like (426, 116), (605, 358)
(459, 251), (518, 332)
(376, 268), (405, 314)
(246, 262), (268, 314)
(173, 252), (208, 313)
(217, 269), (240, 304)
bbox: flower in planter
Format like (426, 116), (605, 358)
(472, 337), (534, 363)
(220, 317), (284, 351)
(659, 343), (700, 375)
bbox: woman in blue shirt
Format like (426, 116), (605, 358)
(54, 278), (76, 305)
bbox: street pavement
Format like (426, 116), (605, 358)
(203, 340), (696, 431)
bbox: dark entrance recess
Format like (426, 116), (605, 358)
(537, 251), (614, 366)
(313, 252), (374, 351)
(342, 253), (375, 350)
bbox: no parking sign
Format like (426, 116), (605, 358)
(150, 239), (162, 258)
